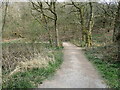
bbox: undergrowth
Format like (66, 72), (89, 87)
(71, 31), (120, 88)
(85, 45), (119, 88)
(2, 43), (63, 89)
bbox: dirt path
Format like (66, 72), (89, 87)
(39, 42), (107, 88)
(2, 38), (22, 43)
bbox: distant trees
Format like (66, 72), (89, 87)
(68, 1), (94, 47)
(31, 1), (60, 47)
(46, 1), (60, 47)
(68, 1), (87, 46)
(31, 2), (53, 45)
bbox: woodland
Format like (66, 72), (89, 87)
(1, 0), (120, 89)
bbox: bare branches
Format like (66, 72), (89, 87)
(96, 3), (116, 19)
(31, 2), (55, 20)
(31, 1), (59, 47)
(71, 1), (80, 10)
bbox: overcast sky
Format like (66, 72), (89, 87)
(0, 0), (119, 2)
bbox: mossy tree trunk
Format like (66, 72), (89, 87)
(71, 1), (94, 47)
(86, 2), (94, 47)
(45, 1), (60, 47)
(71, 1), (87, 47)
(79, 8), (87, 46)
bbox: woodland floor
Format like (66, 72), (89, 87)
(38, 42), (107, 88)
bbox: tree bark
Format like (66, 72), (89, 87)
(86, 2), (94, 47)
(2, 2), (8, 31)
(53, 2), (60, 47)
(79, 8), (87, 46)
(31, 2), (53, 46)
(40, 3), (53, 46)
(117, 2), (120, 61)
(113, 2), (120, 61)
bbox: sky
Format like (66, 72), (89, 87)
(0, 0), (119, 2)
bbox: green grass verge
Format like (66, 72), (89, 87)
(2, 47), (63, 89)
(71, 33), (119, 88)
(85, 47), (119, 88)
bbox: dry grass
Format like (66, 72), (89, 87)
(2, 43), (57, 88)
(2, 43), (53, 76)
(9, 53), (55, 77)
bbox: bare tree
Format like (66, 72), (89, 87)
(46, 1), (60, 47)
(69, 1), (87, 46)
(67, 1), (94, 47)
(31, 2), (53, 45)
(31, 1), (60, 47)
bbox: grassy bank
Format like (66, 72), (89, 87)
(85, 45), (119, 88)
(71, 31), (119, 88)
(2, 42), (63, 89)
(72, 40), (119, 88)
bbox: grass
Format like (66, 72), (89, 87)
(85, 47), (119, 88)
(3, 48), (63, 89)
(2, 42), (63, 89)
(71, 30), (119, 88)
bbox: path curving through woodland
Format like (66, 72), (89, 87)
(38, 42), (107, 88)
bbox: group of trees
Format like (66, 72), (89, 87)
(31, 1), (95, 47)
(66, 1), (94, 47)
(31, 1), (120, 61)
(31, 1), (60, 47)
(1, 1), (120, 60)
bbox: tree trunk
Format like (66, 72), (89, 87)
(39, 2), (53, 46)
(117, 2), (120, 61)
(79, 8), (87, 46)
(86, 2), (94, 47)
(43, 15), (53, 46)
(118, 41), (120, 61)
(53, 2), (59, 47)
(113, 2), (120, 61)
(2, 2), (8, 31)
(46, 23), (53, 46)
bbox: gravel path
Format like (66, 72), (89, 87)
(38, 42), (107, 88)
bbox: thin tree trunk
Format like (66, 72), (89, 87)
(116, 2), (120, 61)
(113, 8), (118, 42)
(43, 16), (53, 46)
(113, 2), (120, 61)
(37, 2), (53, 46)
(118, 41), (120, 61)
(2, 2), (8, 31)
(53, 2), (59, 47)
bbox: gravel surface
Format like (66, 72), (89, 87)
(38, 42), (107, 88)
